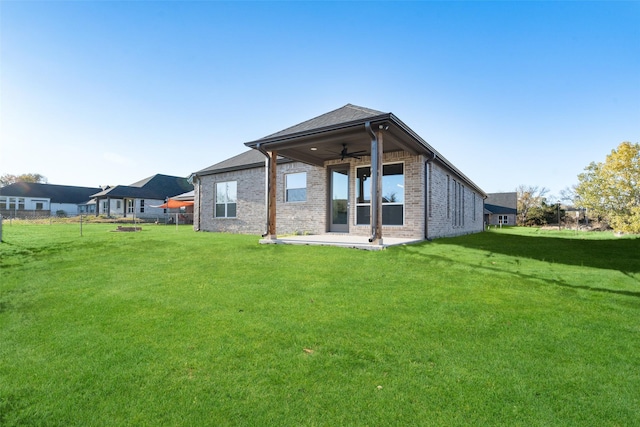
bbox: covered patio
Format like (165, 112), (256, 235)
(244, 104), (451, 245)
(259, 233), (423, 251)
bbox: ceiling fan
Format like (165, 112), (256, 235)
(339, 144), (367, 161)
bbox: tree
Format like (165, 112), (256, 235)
(524, 200), (563, 226)
(516, 185), (549, 225)
(575, 142), (640, 233)
(0, 173), (48, 187)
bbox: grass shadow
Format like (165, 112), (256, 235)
(434, 230), (640, 275)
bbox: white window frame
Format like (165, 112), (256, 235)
(285, 172), (307, 202)
(215, 181), (237, 218)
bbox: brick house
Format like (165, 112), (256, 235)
(192, 104), (486, 244)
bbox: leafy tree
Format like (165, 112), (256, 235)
(575, 142), (640, 233)
(525, 201), (563, 226)
(516, 185), (549, 225)
(0, 173), (48, 187)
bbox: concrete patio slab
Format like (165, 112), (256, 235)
(259, 234), (423, 250)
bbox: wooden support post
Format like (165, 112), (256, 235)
(374, 128), (384, 244)
(267, 150), (277, 239)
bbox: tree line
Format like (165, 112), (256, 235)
(517, 142), (639, 234)
(0, 173), (48, 187)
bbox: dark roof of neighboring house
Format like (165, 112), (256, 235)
(91, 174), (192, 199)
(485, 204), (517, 215)
(484, 192), (517, 215)
(0, 182), (101, 204)
(194, 149), (291, 176)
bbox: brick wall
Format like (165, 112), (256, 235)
(195, 166), (267, 234)
(274, 162), (326, 235)
(426, 160), (485, 238)
(194, 150), (485, 239)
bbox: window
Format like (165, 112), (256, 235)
(446, 176), (451, 219)
(452, 180), (464, 227)
(428, 163), (433, 218)
(7, 197), (24, 211)
(285, 172), (307, 202)
(473, 193), (476, 220)
(127, 199), (134, 213)
(36, 202), (44, 210)
(356, 163), (404, 226)
(140, 199), (145, 213)
(116, 200), (122, 209)
(499, 215), (508, 225)
(0, 197), (5, 209)
(215, 181), (237, 218)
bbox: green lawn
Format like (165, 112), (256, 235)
(1, 223), (639, 426)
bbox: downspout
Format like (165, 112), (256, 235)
(187, 173), (199, 231)
(424, 152), (437, 240)
(194, 175), (201, 231)
(256, 143), (271, 237)
(365, 122), (378, 243)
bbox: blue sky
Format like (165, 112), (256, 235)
(1, 1), (638, 199)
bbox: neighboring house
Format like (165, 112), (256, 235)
(91, 174), (193, 220)
(0, 182), (101, 217)
(192, 104), (487, 242)
(484, 192), (517, 226)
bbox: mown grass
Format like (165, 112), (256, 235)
(0, 223), (638, 426)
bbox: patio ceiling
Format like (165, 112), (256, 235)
(245, 114), (432, 167)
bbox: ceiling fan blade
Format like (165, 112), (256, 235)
(337, 144), (366, 161)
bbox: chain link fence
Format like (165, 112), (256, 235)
(0, 210), (194, 226)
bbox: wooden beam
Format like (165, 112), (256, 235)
(267, 150), (277, 238)
(374, 129), (384, 243)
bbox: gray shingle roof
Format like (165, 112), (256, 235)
(195, 150), (266, 175)
(263, 104), (385, 139)
(194, 149), (290, 176)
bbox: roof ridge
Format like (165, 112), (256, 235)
(261, 103), (386, 139)
(344, 103), (385, 115)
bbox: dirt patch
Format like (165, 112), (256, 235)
(114, 226), (142, 232)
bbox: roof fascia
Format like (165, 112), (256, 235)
(244, 113), (393, 149)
